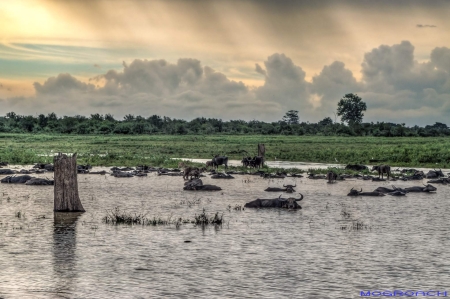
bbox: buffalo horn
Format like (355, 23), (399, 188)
(360, 188), (363, 192)
(283, 184), (286, 187)
(278, 194), (282, 199)
(295, 193), (304, 202)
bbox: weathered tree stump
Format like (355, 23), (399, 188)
(258, 143), (265, 166)
(54, 153), (85, 212)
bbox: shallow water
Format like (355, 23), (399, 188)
(1, 165), (450, 298)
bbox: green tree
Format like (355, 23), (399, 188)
(337, 93), (367, 125)
(282, 110), (299, 125)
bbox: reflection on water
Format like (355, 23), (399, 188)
(52, 212), (83, 297)
(0, 165), (450, 298)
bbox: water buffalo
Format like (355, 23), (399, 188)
(211, 173), (234, 179)
(401, 171), (424, 180)
(0, 161), (8, 166)
(89, 170), (107, 175)
(212, 155), (228, 170)
(264, 184), (296, 193)
(33, 163), (54, 171)
(77, 164), (91, 174)
(372, 165), (391, 180)
(427, 178), (450, 184)
(327, 171), (337, 183)
(347, 187), (385, 196)
(241, 156), (252, 167)
(137, 165), (150, 171)
(374, 185), (408, 194)
(183, 178), (222, 191)
(244, 194), (304, 209)
(1, 175), (34, 184)
(404, 184), (437, 192)
(25, 178), (54, 185)
(426, 169), (444, 179)
(112, 171), (134, 178)
(183, 167), (201, 180)
(249, 156), (264, 169)
(308, 174), (326, 180)
(345, 164), (368, 171)
(0, 169), (15, 175)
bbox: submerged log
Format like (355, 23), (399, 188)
(54, 153), (85, 212)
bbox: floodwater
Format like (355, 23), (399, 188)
(1, 164), (450, 298)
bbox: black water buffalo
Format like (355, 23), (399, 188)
(374, 185), (408, 194)
(427, 178), (450, 184)
(0, 169), (15, 175)
(33, 163), (54, 171)
(0, 161), (8, 166)
(1, 175), (34, 184)
(264, 184), (296, 193)
(249, 156), (264, 169)
(372, 165), (391, 180)
(183, 178), (222, 191)
(89, 170), (107, 175)
(327, 171), (337, 183)
(345, 164), (368, 171)
(347, 187), (385, 196)
(404, 184), (437, 192)
(308, 174), (326, 180)
(212, 155), (228, 170)
(211, 173), (234, 179)
(244, 194), (304, 209)
(112, 171), (134, 178)
(401, 171), (424, 180)
(241, 156), (252, 167)
(25, 178), (54, 185)
(426, 169), (444, 179)
(77, 164), (91, 174)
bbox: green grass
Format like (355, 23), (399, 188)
(0, 133), (449, 168)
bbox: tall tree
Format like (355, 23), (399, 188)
(282, 110), (299, 125)
(337, 93), (367, 125)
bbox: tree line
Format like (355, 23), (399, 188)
(0, 94), (448, 137)
(1, 111), (449, 137)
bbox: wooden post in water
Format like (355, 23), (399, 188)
(258, 143), (265, 165)
(54, 153), (85, 212)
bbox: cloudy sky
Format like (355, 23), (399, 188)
(0, 0), (449, 125)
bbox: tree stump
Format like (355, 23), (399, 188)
(258, 143), (265, 166)
(54, 153), (85, 212)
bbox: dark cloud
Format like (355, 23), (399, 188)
(33, 73), (95, 95)
(416, 24), (437, 28)
(255, 63), (266, 76)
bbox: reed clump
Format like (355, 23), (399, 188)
(103, 207), (223, 226)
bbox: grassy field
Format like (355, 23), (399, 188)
(0, 133), (449, 168)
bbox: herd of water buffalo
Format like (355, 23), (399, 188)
(0, 159), (447, 210)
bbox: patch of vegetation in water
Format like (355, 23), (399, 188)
(103, 207), (223, 227)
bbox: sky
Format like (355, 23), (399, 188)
(0, 0), (449, 126)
